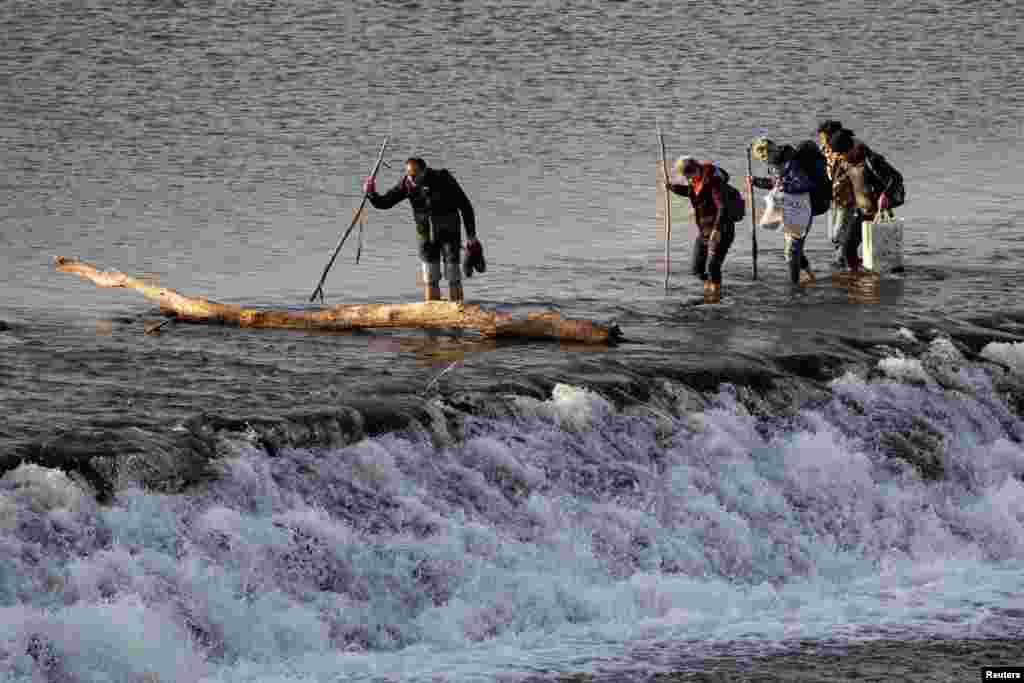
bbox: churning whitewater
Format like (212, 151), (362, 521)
(2, 333), (1023, 682)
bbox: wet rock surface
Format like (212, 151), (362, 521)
(535, 638), (1024, 682)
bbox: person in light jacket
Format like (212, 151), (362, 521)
(746, 137), (816, 285)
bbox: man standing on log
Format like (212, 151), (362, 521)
(363, 157), (483, 303)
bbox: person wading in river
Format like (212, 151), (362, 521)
(747, 137), (817, 286)
(817, 119), (856, 269)
(364, 157), (483, 302)
(667, 156), (738, 296)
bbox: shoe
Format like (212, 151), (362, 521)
(702, 280), (713, 293)
(800, 269), (816, 285)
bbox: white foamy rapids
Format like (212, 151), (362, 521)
(511, 383), (614, 431)
(2, 358), (1024, 681)
(1, 464), (89, 511)
(981, 340), (1024, 377)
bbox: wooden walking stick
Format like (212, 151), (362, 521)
(310, 136), (389, 303)
(658, 126), (671, 292)
(354, 206), (367, 264)
(748, 143), (758, 280)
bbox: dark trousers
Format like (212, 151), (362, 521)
(787, 236), (811, 284)
(416, 212), (462, 267)
(833, 208), (863, 270)
(691, 221), (735, 284)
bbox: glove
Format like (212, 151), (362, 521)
(361, 176), (376, 195)
(878, 192), (889, 210)
(462, 239), (485, 278)
(468, 239), (485, 270)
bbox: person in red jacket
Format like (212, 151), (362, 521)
(363, 157), (482, 302)
(667, 156), (736, 295)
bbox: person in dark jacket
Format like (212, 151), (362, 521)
(746, 137), (816, 286)
(363, 157), (480, 302)
(667, 156), (736, 296)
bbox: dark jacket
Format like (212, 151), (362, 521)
(368, 167), (477, 239)
(752, 145), (815, 195)
(844, 142), (878, 219)
(668, 162), (728, 237)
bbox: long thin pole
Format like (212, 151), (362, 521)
(748, 144), (758, 281)
(658, 126), (671, 292)
(310, 136), (390, 303)
(355, 209), (365, 264)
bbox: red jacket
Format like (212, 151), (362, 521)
(669, 162), (725, 236)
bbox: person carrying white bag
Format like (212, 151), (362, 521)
(746, 137), (817, 286)
(828, 129), (905, 274)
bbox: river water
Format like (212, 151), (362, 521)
(2, 0), (1023, 680)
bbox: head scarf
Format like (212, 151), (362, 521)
(673, 155), (701, 180)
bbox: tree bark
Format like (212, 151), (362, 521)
(55, 257), (621, 344)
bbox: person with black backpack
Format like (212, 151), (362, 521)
(667, 156), (744, 297)
(827, 129), (907, 274)
(746, 137), (819, 286)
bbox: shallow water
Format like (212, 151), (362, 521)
(2, 0), (1024, 680)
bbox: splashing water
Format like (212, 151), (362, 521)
(2, 341), (1024, 682)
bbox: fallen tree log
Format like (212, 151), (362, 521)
(55, 257), (621, 344)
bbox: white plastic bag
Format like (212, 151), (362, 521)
(758, 190), (782, 231)
(862, 209), (904, 273)
(759, 189), (811, 237)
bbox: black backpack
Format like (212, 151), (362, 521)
(794, 140), (832, 216)
(716, 168), (746, 222)
(864, 150), (906, 208)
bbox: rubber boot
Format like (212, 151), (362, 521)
(448, 283), (464, 303)
(424, 284), (441, 302)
